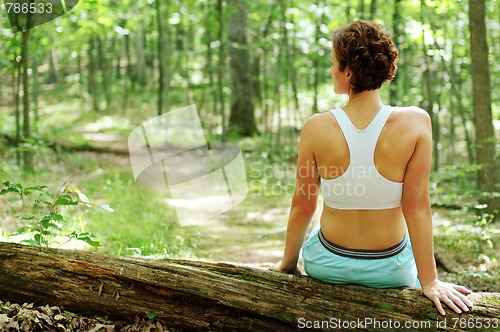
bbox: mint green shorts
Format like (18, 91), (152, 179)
(302, 224), (420, 288)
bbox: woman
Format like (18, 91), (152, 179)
(271, 20), (473, 316)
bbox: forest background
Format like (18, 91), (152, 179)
(0, 0), (498, 292)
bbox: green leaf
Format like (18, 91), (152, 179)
(68, 232), (101, 247)
(0, 182), (23, 195)
(21, 239), (40, 246)
(145, 311), (160, 320)
(25, 185), (48, 192)
(54, 194), (79, 206)
(50, 213), (64, 221)
(48, 222), (62, 230)
(35, 199), (53, 205)
(40, 216), (51, 229)
(0, 188), (15, 195)
(33, 234), (42, 246)
(11, 227), (27, 236)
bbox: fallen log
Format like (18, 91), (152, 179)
(0, 242), (498, 331)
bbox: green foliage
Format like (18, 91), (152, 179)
(430, 163), (481, 206)
(0, 180), (103, 248)
(73, 163), (197, 258)
(145, 312), (160, 320)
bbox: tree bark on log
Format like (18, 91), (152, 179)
(0, 242), (498, 331)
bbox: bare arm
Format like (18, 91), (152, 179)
(271, 118), (320, 274)
(402, 108), (473, 315)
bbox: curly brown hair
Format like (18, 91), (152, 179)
(332, 20), (398, 94)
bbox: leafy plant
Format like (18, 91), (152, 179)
(0, 179), (109, 248)
(145, 311), (161, 320)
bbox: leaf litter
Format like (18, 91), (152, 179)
(0, 301), (177, 332)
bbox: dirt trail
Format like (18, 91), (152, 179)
(78, 132), (290, 267)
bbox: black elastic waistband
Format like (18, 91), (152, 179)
(318, 230), (407, 260)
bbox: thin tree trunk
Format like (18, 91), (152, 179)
(217, 0), (226, 140)
(251, 52), (262, 109)
(311, 0), (325, 115)
(288, 15), (302, 132)
(390, 0), (402, 105)
(76, 49), (85, 110)
(87, 37), (100, 112)
(227, 0), (257, 137)
(46, 50), (57, 84)
(370, 0), (377, 20)
(271, 0), (287, 152)
(358, 0), (366, 19)
(455, 81), (475, 164)
(469, 0), (498, 212)
(346, 0), (352, 21)
(135, 25), (147, 87)
(21, 28), (33, 171)
(97, 38), (111, 112)
(124, 32), (133, 87)
(202, 1), (216, 132)
(14, 51), (22, 166)
(32, 58), (40, 132)
(155, 0), (165, 116)
(420, 0), (439, 171)
(258, 7), (276, 136)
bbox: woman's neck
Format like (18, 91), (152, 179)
(344, 89), (384, 113)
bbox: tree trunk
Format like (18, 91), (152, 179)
(134, 24), (147, 87)
(311, 0), (324, 115)
(345, 0), (352, 21)
(358, 0), (366, 19)
(155, 0), (165, 116)
(96, 38), (111, 112)
(21, 28), (33, 171)
(87, 37), (100, 112)
(420, 0), (440, 171)
(46, 50), (58, 84)
(390, 0), (402, 106)
(256, 6), (276, 137)
(469, 0), (498, 213)
(14, 49), (22, 166)
(369, 0), (377, 20)
(201, 1), (215, 132)
(272, 0), (287, 152)
(217, 0), (227, 140)
(227, 0), (257, 137)
(0, 242), (498, 331)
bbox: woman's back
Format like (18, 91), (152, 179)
(308, 103), (428, 249)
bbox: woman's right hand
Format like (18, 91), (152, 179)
(422, 279), (473, 315)
(269, 261), (302, 275)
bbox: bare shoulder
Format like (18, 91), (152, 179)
(301, 112), (334, 134)
(391, 106), (432, 132)
(393, 106), (431, 122)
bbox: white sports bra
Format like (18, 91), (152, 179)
(321, 105), (403, 210)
